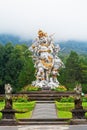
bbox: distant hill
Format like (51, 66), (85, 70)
(58, 41), (87, 54)
(0, 34), (32, 45)
(0, 34), (87, 54)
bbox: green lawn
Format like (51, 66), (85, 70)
(0, 101), (35, 119)
(55, 101), (87, 118)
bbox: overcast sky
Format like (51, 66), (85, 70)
(0, 0), (87, 41)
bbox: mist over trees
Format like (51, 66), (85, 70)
(0, 43), (87, 93)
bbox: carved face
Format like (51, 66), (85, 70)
(39, 37), (48, 45)
(5, 84), (12, 93)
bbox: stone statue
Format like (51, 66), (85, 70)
(74, 84), (82, 100)
(29, 30), (64, 89)
(5, 84), (12, 99)
(74, 84), (83, 109)
(5, 84), (12, 109)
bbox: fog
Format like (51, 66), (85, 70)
(0, 0), (87, 41)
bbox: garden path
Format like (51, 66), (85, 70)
(1, 125), (87, 130)
(31, 101), (57, 119)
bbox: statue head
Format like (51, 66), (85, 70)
(38, 30), (47, 38)
(5, 84), (12, 94)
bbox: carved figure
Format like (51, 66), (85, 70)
(74, 84), (82, 100)
(29, 30), (64, 89)
(5, 84), (12, 99)
(4, 84), (12, 109)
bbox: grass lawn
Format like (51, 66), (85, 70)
(0, 100), (87, 119)
(55, 101), (87, 118)
(0, 101), (35, 119)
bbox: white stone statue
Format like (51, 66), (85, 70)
(29, 30), (64, 89)
(5, 84), (12, 99)
(74, 84), (82, 100)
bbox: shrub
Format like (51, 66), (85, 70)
(52, 85), (67, 92)
(0, 96), (4, 102)
(82, 96), (87, 102)
(21, 85), (41, 92)
(13, 94), (28, 102)
(60, 96), (74, 102)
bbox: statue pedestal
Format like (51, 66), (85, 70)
(42, 86), (51, 90)
(0, 98), (18, 125)
(70, 118), (87, 125)
(0, 108), (18, 125)
(71, 108), (86, 119)
(70, 99), (87, 124)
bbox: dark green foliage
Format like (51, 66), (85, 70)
(0, 43), (35, 93)
(59, 51), (84, 91)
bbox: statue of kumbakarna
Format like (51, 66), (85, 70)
(29, 30), (64, 89)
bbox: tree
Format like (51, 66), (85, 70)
(18, 50), (35, 91)
(59, 51), (82, 90)
(0, 44), (5, 93)
(79, 56), (87, 93)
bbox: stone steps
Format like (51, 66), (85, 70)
(18, 118), (70, 125)
(16, 91), (75, 101)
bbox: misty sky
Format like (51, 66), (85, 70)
(0, 0), (87, 41)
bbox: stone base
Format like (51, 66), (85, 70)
(0, 108), (18, 125)
(71, 109), (86, 119)
(0, 119), (18, 126)
(0, 109), (17, 119)
(42, 86), (51, 90)
(70, 119), (87, 125)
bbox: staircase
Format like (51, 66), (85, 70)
(18, 101), (70, 125)
(15, 91), (74, 125)
(17, 90), (75, 101)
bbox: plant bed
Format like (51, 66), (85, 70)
(0, 101), (35, 119)
(55, 101), (87, 118)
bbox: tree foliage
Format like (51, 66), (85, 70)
(0, 43), (35, 93)
(58, 51), (87, 92)
(0, 43), (87, 93)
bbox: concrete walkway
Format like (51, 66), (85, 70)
(18, 125), (87, 130)
(31, 102), (57, 119)
(1, 125), (87, 130)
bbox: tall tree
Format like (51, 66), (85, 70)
(59, 51), (82, 90)
(18, 50), (35, 90)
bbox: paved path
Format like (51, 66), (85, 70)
(0, 125), (87, 130)
(18, 125), (87, 130)
(31, 102), (57, 119)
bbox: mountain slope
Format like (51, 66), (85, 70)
(0, 34), (32, 45)
(0, 34), (87, 54)
(59, 40), (87, 54)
